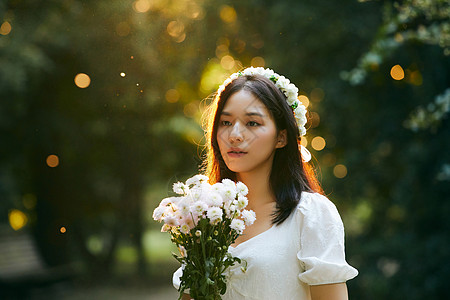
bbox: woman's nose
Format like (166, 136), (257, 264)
(229, 122), (244, 143)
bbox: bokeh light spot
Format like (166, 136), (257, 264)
(120, 72), (126, 77)
(23, 194), (37, 210)
(311, 136), (326, 151)
(309, 111), (320, 128)
(0, 21), (12, 35)
(167, 20), (185, 38)
(298, 95), (310, 108)
(74, 73), (91, 88)
(184, 102), (198, 118)
(166, 89), (180, 103)
(60, 227), (67, 234)
(390, 64), (404, 80)
(9, 209), (28, 231)
(215, 44), (229, 58)
(133, 0), (151, 13)
(250, 56), (265, 67)
(46, 154), (59, 167)
(220, 5), (237, 23)
(300, 137), (308, 147)
(333, 164), (348, 178)
(409, 70), (423, 86)
(220, 55), (235, 70)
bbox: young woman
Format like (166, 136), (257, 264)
(174, 67), (358, 299)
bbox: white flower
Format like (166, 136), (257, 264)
(221, 178), (235, 187)
(177, 198), (191, 216)
(160, 196), (177, 207)
(236, 196), (248, 210)
(195, 230), (202, 237)
(188, 187), (202, 201)
(221, 185), (237, 202)
(207, 192), (223, 207)
(163, 215), (179, 227)
(180, 224), (190, 234)
(241, 210), (256, 226)
(236, 181), (248, 196)
(211, 182), (224, 194)
(152, 206), (166, 221)
(186, 175), (209, 190)
(230, 219), (245, 234)
(190, 201), (208, 216)
(161, 224), (171, 232)
(206, 206), (223, 224)
(276, 76), (290, 90)
(182, 215), (195, 229)
(173, 182), (187, 195)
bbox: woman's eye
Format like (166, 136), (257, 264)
(221, 120), (232, 126)
(247, 121), (260, 127)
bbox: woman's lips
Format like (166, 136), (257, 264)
(228, 152), (247, 158)
(227, 149), (247, 158)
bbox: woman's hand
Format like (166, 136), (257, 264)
(310, 283), (349, 300)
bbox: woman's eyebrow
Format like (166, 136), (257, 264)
(220, 111), (265, 117)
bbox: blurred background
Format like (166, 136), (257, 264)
(0, 0), (449, 299)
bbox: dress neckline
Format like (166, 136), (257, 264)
(229, 224), (276, 250)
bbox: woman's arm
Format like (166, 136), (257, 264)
(310, 283), (349, 300)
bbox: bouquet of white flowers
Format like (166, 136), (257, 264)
(153, 174), (256, 300)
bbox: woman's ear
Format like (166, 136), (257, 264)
(276, 129), (288, 148)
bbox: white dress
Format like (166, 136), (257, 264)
(173, 192), (358, 300)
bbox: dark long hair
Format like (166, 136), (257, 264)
(202, 74), (322, 225)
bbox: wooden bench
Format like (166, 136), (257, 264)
(0, 225), (75, 298)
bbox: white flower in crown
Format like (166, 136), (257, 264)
(216, 67), (307, 137)
(276, 75), (290, 90)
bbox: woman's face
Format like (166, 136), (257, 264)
(216, 89), (286, 176)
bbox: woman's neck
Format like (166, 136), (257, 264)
(236, 170), (276, 210)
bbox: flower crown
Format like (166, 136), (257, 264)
(216, 67), (308, 137)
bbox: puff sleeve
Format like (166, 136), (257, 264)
(297, 193), (358, 285)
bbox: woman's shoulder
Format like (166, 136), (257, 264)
(295, 191), (343, 225)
